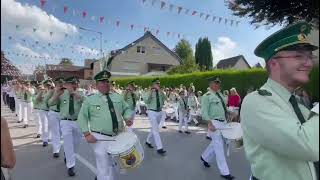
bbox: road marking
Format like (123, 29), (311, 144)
(75, 153), (97, 174)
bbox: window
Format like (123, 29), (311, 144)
(137, 46), (145, 54)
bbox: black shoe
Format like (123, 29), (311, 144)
(17, 120), (21, 123)
(15, 114), (18, 116)
(185, 131), (191, 134)
(23, 124), (28, 128)
(162, 126), (167, 129)
(195, 123), (200, 126)
(42, 142), (48, 147)
(157, 149), (166, 155)
(53, 153), (59, 158)
(145, 142), (154, 149)
(206, 136), (212, 140)
(201, 156), (210, 168)
(178, 130), (183, 133)
(36, 134), (41, 138)
(220, 174), (235, 180)
(68, 167), (75, 176)
(95, 176), (97, 180)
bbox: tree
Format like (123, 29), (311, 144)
(167, 56), (199, 75)
(195, 37), (213, 71)
(59, 58), (74, 66)
(174, 39), (193, 64)
(226, 0), (319, 28)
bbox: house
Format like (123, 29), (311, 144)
(93, 31), (182, 77)
(35, 59), (96, 81)
(215, 55), (251, 70)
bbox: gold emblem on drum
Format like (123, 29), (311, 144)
(122, 153), (136, 166)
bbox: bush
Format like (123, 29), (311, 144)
(114, 67), (319, 101)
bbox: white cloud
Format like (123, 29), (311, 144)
(211, 36), (238, 65)
(1, 0), (78, 42)
(74, 45), (100, 56)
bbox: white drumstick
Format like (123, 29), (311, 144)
(216, 127), (233, 130)
(97, 139), (116, 141)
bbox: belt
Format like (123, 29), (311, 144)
(50, 110), (60, 113)
(40, 109), (49, 111)
(214, 119), (225, 122)
(148, 109), (162, 112)
(91, 131), (116, 137)
(252, 176), (259, 180)
(62, 118), (77, 121)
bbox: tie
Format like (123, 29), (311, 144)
(57, 99), (60, 112)
(289, 95), (319, 179)
(69, 94), (74, 115)
(106, 94), (118, 134)
(216, 92), (227, 118)
(24, 92), (27, 101)
(131, 93), (136, 108)
(183, 98), (187, 110)
(156, 90), (161, 111)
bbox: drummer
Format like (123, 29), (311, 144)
(77, 70), (133, 180)
(200, 76), (235, 180)
(177, 90), (190, 134)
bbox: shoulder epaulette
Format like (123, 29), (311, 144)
(257, 89), (272, 96)
(206, 92), (211, 96)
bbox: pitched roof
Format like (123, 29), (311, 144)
(110, 31), (182, 64)
(215, 55), (251, 69)
(1, 51), (21, 76)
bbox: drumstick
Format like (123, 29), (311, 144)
(216, 127), (233, 130)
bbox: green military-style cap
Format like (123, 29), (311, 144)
(54, 76), (64, 83)
(127, 81), (135, 85)
(94, 70), (111, 81)
(42, 79), (54, 87)
(152, 78), (160, 84)
(64, 76), (79, 83)
(207, 76), (221, 83)
(255, 21), (318, 61)
(111, 81), (116, 85)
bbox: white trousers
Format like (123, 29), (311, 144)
(60, 120), (82, 168)
(21, 102), (32, 125)
(173, 103), (179, 121)
(15, 98), (20, 116)
(48, 111), (62, 154)
(34, 109), (42, 135)
(159, 111), (166, 128)
(127, 111), (136, 133)
(178, 111), (188, 131)
(39, 110), (49, 142)
(91, 132), (117, 180)
(18, 100), (23, 121)
(188, 108), (199, 124)
(201, 120), (230, 176)
(146, 110), (163, 150)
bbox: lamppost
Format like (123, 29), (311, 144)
(77, 26), (103, 59)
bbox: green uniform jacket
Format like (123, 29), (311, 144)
(77, 92), (132, 135)
(48, 90), (84, 119)
(47, 89), (59, 112)
(22, 88), (34, 103)
(122, 91), (138, 110)
(145, 90), (166, 110)
(177, 97), (188, 114)
(201, 90), (227, 121)
(240, 78), (318, 180)
(187, 95), (199, 109)
(35, 90), (50, 110)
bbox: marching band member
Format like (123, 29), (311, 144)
(200, 76), (235, 180)
(168, 88), (179, 121)
(48, 76), (84, 176)
(20, 81), (34, 128)
(177, 90), (190, 134)
(123, 81), (138, 132)
(145, 78), (167, 155)
(77, 70), (133, 180)
(32, 82), (42, 138)
(187, 91), (200, 126)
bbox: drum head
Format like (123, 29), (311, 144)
(166, 108), (175, 114)
(221, 122), (242, 140)
(107, 132), (138, 155)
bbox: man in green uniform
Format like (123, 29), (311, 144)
(200, 76), (235, 180)
(77, 70), (133, 180)
(48, 76), (84, 176)
(32, 81), (42, 138)
(123, 81), (138, 132)
(145, 78), (167, 155)
(20, 81), (35, 128)
(241, 21), (319, 180)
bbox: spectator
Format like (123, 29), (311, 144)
(1, 117), (16, 180)
(228, 88), (241, 107)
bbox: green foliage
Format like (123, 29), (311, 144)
(113, 67), (319, 101)
(227, 0), (319, 28)
(167, 57), (199, 75)
(195, 37), (213, 71)
(174, 39), (193, 64)
(59, 58), (74, 66)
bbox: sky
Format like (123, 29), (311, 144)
(1, 0), (283, 74)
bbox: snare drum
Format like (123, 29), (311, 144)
(106, 132), (144, 174)
(220, 122), (243, 152)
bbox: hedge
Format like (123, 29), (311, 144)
(113, 67), (319, 102)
